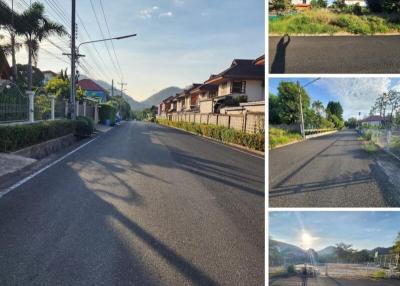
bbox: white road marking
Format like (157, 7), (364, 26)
(0, 137), (97, 198)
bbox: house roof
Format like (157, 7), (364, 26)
(77, 79), (106, 92)
(190, 83), (218, 94)
(360, 115), (388, 122)
(205, 58), (264, 84)
(253, 55), (265, 66)
(162, 96), (174, 104)
(42, 70), (58, 76)
(0, 48), (11, 80)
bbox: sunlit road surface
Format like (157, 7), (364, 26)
(270, 276), (400, 286)
(269, 129), (400, 207)
(0, 121), (264, 286)
(269, 36), (400, 74)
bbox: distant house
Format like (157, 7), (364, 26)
(360, 115), (388, 126)
(190, 82), (218, 114)
(291, 0), (312, 10)
(344, 0), (367, 6)
(204, 56), (265, 113)
(175, 84), (202, 112)
(77, 79), (107, 102)
(42, 70), (58, 85)
(158, 96), (174, 115)
(0, 48), (11, 82)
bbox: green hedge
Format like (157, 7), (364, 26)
(0, 120), (77, 152)
(157, 119), (264, 152)
(99, 104), (116, 125)
(75, 116), (95, 137)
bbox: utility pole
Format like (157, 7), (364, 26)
(70, 0), (76, 119)
(118, 81), (127, 96)
(298, 81), (305, 139)
(111, 79), (114, 97)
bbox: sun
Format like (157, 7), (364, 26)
(301, 231), (313, 249)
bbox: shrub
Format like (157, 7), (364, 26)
(75, 116), (94, 137)
(99, 104), (116, 125)
(156, 119), (264, 152)
(269, 127), (302, 148)
(372, 270), (386, 278)
(0, 120), (76, 152)
(287, 265), (296, 274)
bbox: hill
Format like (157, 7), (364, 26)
(140, 86), (182, 108)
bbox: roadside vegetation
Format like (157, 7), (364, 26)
(269, 81), (343, 149)
(269, 0), (400, 35)
(156, 119), (265, 152)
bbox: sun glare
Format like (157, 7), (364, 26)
(301, 231), (313, 249)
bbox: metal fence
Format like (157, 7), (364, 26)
(359, 127), (400, 158)
(0, 84), (29, 123)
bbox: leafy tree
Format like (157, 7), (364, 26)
(13, 64), (44, 90)
(392, 232), (400, 254)
(270, 0), (291, 13)
(14, 2), (66, 90)
(269, 93), (282, 124)
(366, 0), (383, 12)
(326, 101), (344, 120)
(312, 100), (325, 115)
(332, 0), (347, 9)
(335, 243), (354, 263)
(345, 117), (358, 128)
(329, 114), (345, 129)
(311, 0), (328, 8)
(45, 76), (69, 99)
(277, 81), (310, 125)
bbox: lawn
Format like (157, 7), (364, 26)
(269, 127), (302, 149)
(269, 9), (400, 35)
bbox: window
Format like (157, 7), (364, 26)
(231, 81), (246, 94)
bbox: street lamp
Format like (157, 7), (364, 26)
(66, 33), (137, 119)
(297, 78), (320, 138)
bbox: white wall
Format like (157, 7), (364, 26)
(291, 0), (311, 4)
(200, 99), (213, 114)
(344, 0), (367, 6)
(246, 80), (265, 102)
(218, 81), (231, 96)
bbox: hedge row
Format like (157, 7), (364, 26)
(157, 119), (264, 152)
(0, 120), (77, 152)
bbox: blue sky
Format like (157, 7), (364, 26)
(269, 212), (400, 251)
(269, 78), (400, 120)
(2, 0), (264, 101)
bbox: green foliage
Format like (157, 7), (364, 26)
(0, 120), (76, 152)
(133, 106), (158, 122)
(107, 96), (131, 120)
(328, 114), (345, 129)
(392, 232), (400, 254)
(372, 270), (386, 278)
(287, 265), (296, 274)
(270, 0), (292, 13)
(269, 127), (302, 149)
(75, 116), (94, 137)
(99, 103), (117, 125)
(345, 117), (358, 128)
(14, 64), (44, 89)
(326, 101), (344, 120)
(45, 76), (69, 99)
(157, 119), (264, 152)
(269, 9), (399, 35)
(269, 93), (282, 124)
(311, 0), (328, 8)
(277, 81), (310, 125)
(366, 0), (383, 12)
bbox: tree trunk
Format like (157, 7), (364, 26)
(11, 33), (17, 81)
(27, 41), (32, 91)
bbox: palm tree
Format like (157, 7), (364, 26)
(312, 100), (324, 115)
(14, 2), (66, 90)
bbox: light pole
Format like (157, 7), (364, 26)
(297, 78), (320, 138)
(66, 33), (137, 119)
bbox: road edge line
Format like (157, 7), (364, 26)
(0, 137), (98, 198)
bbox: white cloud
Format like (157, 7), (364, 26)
(318, 78), (391, 119)
(138, 6), (159, 19)
(159, 11), (173, 17)
(173, 0), (184, 5)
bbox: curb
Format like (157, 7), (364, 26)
(156, 123), (265, 158)
(270, 130), (337, 150)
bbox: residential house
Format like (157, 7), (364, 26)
(77, 79), (107, 102)
(158, 96), (174, 116)
(360, 115), (388, 127)
(190, 82), (218, 114)
(291, 0), (312, 10)
(175, 84), (202, 112)
(42, 70), (58, 85)
(204, 57), (265, 113)
(176, 92), (185, 112)
(0, 48), (11, 83)
(344, 0), (367, 6)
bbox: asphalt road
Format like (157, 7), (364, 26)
(269, 276), (400, 286)
(269, 129), (400, 207)
(269, 35), (400, 73)
(0, 121), (265, 286)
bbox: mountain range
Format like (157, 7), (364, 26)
(89, 77), (182, 111)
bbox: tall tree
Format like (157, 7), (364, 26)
(312, 100), (324, 116)
(326, 101), (343, 120)
(277, 81), (310, 125)
(14, 2), (66, 90)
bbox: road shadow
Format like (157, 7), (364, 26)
(270, 34), (291, 73)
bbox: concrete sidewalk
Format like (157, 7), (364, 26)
(0, 153), (36, 178)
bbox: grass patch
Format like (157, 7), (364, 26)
(371, 270), (386, 278)
(269, 127), (302, 149)
(269, 9), (400, 35)
(363, 141), (379, 152)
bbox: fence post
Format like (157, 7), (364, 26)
(243, 112), (248, 133)
(94, 103), (99, 123)
(26, 91), (35, 123)
(76, 101), (80, 117)
(50, 95), (56, 120)
(228, 115), (231, 129)
(64, 100), (69, 117)
(83, 100), (87, 117)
